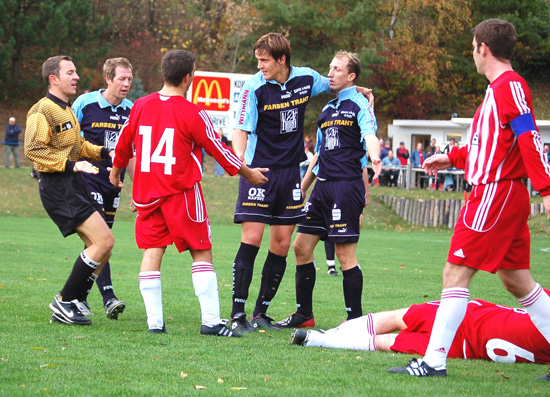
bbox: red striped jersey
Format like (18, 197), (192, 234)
(113, 93), (242, 205)
(449, 71), (550, 195)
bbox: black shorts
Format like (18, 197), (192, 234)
(297, 178), (365, 243)
(39, 172), (101, 237)
(234, 166), (305, 225)
(85, 178), (122, 228)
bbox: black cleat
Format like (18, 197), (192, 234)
(274, 312), (315, 329)
(149, 323), (167, 334)
(105, 298), (126, 320)
(201, 323), (242, 337)
(49, 295), (92, 325)
(388, 358), (447, 377)
(537, 368), (550, 381)
(327, 267), (338, 276)
(290, 329), (309, 345)
(250, 313), (280, 331)
(230, 312), (257, 333)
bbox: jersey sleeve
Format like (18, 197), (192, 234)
(194, 110), (242, 176)
(357, 97), (377, 139)
(448, 145), (468, 170)
(234, 79), (259, 134)
(71, 94), (86, 124)
(310, 69), (331, 97)
(24, 112), (67, 172)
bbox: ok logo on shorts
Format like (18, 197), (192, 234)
(248, 187), (266, 201)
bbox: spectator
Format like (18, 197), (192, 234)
(214, 128), (230, 176)
(300, 143), (314, 180)
(410, 142), (427, 188)
(544, 144), (550, 164)
(5, 117), (21, 168)
(381, 150), (401, 187)
(380, 139), (391, 160)
(443, 138), (456, 154)
(396, 141), (409, 166)
(426, 138), (437, 157)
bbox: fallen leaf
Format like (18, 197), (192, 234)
(0, 285), (4, 288)
(356, 356), (362, 360)
(264, 377), (270, 382)
(230, 387), (247, 390)
(496, 370), (510, 379)
(194, 385), (207, 390)
(217, 378), (223, 383)
(180, 372), (188, 378)
(31, 347), (44, 350)
(399, 265), (405, 269)
(258, 330), (266, 333)
(39, 363), (57, 368)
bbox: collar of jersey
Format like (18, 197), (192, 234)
(265, 66), (296, 89)
(327, 85), (356, 108)
(96, 89), (131, 111)
(46, 91), (70, 109)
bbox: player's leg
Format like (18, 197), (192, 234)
(325, 240), (337, 276)
(336, 242), (363, 320)
(190, 248), (241, 337)
(139, 247), (166, 333)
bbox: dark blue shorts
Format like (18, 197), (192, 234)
(297, 178), (365, 243)
(234, 166), (305, 225)
(85, 178), (122, 227)
(39, 172), (102, 237)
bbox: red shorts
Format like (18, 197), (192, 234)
(134, 184), (212, 253)
(447, 180), (530, 273)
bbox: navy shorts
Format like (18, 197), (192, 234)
(234, 166), (305, 225)
(39, 172), (102, 237)
(85, 178), (122, 228)
(297, 178), (365, 243)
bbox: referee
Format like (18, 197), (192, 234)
(25, 55), (115, 326)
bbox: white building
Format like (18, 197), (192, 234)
(388, 118), (550, 153)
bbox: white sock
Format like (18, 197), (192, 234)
(519, 284), (550, 344)
(305, 314), (376, 351)
(139, 271), (163, 330)
(327, 260), (335, 267)
(423, 287), (469, 369)
(192, 261), (221, 327)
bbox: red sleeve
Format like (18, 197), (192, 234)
(517, 131), (550, 196)
(190, 110), (242, 176)
(113, 112), (135, 169)
(448, 145), (468, 169)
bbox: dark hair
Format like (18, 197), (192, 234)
(103, 57), (133, 81)
(161, 50), (196, 87)
(254, 33), (291, 69)
(42, 55), (72, 85)
(472, 19), (517, 61)
(334, 50), (361, 80)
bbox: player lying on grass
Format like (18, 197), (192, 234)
(291, 291), (550, 368)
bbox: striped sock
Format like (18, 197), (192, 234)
(192, 261), (221, 327)
(139, 271), (163, 330)
(519, 284), (550, 344)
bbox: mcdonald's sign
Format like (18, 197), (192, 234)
(192, 76), (231, 111)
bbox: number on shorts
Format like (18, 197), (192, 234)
(139, 126), (177, 175)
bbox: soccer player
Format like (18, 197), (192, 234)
(25, 55), (115, 326)
(291, 292), (550, 366)
(275, 51), (381, 329)
(71, 58), (134, 319)
(230, 33), (374, 333)
(109, 50), (268, 336)
(388, 19), (550, 379)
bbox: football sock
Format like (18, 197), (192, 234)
(342, 265), (363, 320)
(192, 261), (221, 327)
(231, 243), (259, 317)
(519, 284), (550, 344)
(306, 314), (376, 350)
(295, 262), (316, 317)
(78, 272), (98, 302)
(96, 261), (117, 306)
(423, 287), (469, 369)
(324, 241), (335, 262)
(139, 271), (163, 330)
(253, 251), (287, 317)
(60, 251), (100, 301)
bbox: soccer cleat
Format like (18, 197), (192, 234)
(75, 301), (93, 316)
(250, 313), (280, 331)
(201, 323), (242, 337)
(327, 267), (338, 276)
(230, 312), (257, 333)
(49, 295), (92, 325)
(105, 298), (126, 320)
(149, 323), (167, 334)
(274, 312), (315, 329)
(290, 329), (309, 345)
(537, 368), (550, 381)
(387, 358), (447, 377)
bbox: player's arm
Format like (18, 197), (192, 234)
(232, 129), (249, 161)
(301, 152), (318, 198)
(361, 157), (370, 207)
(238, 163), (268, 186)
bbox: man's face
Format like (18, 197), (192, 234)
(255, 50), (287, 83)
(388, 150), (394, 160)
(52, 60), (79, 98)
(417, 143), (423, 151)
(106, 66), (133, 101)
(544, 145), (550, 153)
(328, 56), (354, 93)
(431, 139), (436, 145)
(8, 119), (15, 125)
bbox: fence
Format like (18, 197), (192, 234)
(379, 195), (547, 228)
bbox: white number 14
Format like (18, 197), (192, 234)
(139, 126), (177, 175)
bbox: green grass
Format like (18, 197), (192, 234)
(1, 168), (550, 395)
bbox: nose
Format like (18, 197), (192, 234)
(74, 72), (80, 81)
(257, 61), (262, 70)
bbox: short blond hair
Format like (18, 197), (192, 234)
(333, 50), (361, 80)
(103, 58), (133, 81)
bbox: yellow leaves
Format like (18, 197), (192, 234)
(180, 372), (188, 378)
(194, 385), (207, 390)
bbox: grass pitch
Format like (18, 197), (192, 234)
(1, 168), (549, 395)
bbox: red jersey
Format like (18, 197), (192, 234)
(391, 292), (550, 364)
(449, 71), (550, 196)
(114, 93), (242, 205)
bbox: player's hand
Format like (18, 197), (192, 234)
(356, 86), (374, 108)
(129, 195), (137, 212)
(542, 195), (550, 220)
(423, 154), (451, 176)
(74, 161), (99, 174)
(244, 167), (269, 186)
(370, 158), (382, 180)
(365, 194), (370, 207)
(109, 166), (124, 188)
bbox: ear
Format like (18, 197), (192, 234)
(279, 55), (286, 65)
(348, 73), (356, 82)
(49, 74), (58, 86)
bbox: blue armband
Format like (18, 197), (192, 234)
(510, 113), (536, 137)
